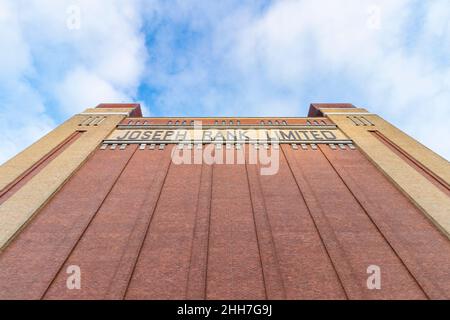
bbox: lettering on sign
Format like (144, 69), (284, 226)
(104, 128), (351, 144)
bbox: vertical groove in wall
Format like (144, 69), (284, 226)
(280, 145), (351, 299)
(104, 148), (173, 299)
(186, 146), (213, 299)
(204, 155), (214, 300)
(370, 130), (450, 197)
(244, 162), (269, 300)
(245, 152), (286, 299)
(122, 147), (174, 299)
(39, 147), (170, 299)
(0, 146), (137, 299)
(320, 146), (450, 299)
(319, 145), (429, 299)
(185, 157), (205, 297)
(42, 145), (140, 299)
(0, 131), (83, 205)
(206, 146), (266, 300)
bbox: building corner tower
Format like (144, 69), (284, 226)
(0, 104), (142, 250)
(308, 103), (450, 238)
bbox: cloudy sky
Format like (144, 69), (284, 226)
(0, 0), (449, 164)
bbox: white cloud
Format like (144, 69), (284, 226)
(15, 0), (148, 113)
(1, 0), (449, 164)
(0, 0), (54, 165)
(55, 67), (129, 113)
(244, 0), (449, 159)
(141, 0), (450, 159)
(0, 0), (148, 164)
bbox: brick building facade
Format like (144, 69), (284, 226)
(0, 103), (449, 299)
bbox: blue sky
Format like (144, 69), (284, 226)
(0, 0), (449, 164)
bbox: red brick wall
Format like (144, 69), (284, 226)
(1, 144), (449, 299)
